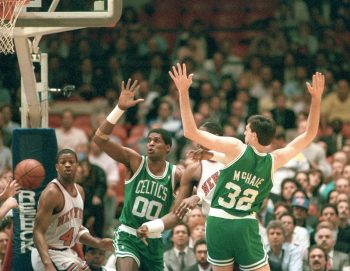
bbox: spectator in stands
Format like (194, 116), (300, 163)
(319, 204), (350, 254)
(337, 200), (350, 229)
(0, 131), (11, 175)
(297, 119), (332, 178)
(280, 212), (310, 258)
(321, 78), (350, 127)
(84, 246), (115, 271)
(55, 108), (89, 150)
(319, 160), (344, 202)
(184, 240), (212, 271)
(270, 94), (296, 131)
(295, 171), (311, 197)
(319, 119), (346, 157)
(0, 105), (19, 134)
(0, 230), (8, 268)
(77, 159), (107, 237)
(283, 65), (309, 111)
(279, 178), (300, 206)
(175, 19), (217, 63)
(258, 80), (292, 114)
(164, 222), (196, 271)
(306, 245), (328, 271)
(291, 196), (316, 235)
(335, 177), (350, 196)
(314, 223), (350, 271)
(0, 113), (11, 148)
(187, 216), (205, 249)
(148, 100), (182, 138)
(89, 140), (119, 238)
(266, 220), (302, 271)
(273, 202), (290, 220)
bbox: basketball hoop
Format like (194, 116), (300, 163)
(0, 0), (29, 54)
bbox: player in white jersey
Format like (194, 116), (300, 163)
(32, 149), (113, 271)
(137, 122), (225, 236)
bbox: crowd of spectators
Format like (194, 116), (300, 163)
(1, 0), (350, 270)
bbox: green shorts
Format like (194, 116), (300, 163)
(113, 228), (164, 271)
(206, 216), (268, 270)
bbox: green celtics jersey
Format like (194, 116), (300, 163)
(211, 145), (273, 217)
(119, 156), (176, 229)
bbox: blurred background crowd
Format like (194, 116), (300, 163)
(1, 0), (350, 270)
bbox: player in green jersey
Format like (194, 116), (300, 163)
(170, 63), (324, 271)
(93, 79), (182, 271)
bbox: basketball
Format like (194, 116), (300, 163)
(14, 159), (45, 190)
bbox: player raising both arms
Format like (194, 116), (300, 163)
(170, 63), (324, 271)
(93, 79), (182, 271)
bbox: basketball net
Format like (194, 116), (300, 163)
(0, 0), (29, 54)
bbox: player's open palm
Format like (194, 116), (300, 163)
(118, 79), (144, 110)
(169, 63), (193, 94)
(306, 72), (325, 100)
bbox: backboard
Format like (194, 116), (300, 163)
(16, 0), (122, 27)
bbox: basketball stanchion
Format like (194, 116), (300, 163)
(0, 0), (29, 54)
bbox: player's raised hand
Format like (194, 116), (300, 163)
(118, 79), (144, 110)
(169, 63), (193, 94)
(306, 72), (325, 100)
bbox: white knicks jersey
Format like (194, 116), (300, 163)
(196, 160), (224, 215)
(43, 179), (84, 249)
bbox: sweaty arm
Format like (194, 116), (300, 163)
(33, 185), (62, 271)
(169, 63), (244, 159)
(272, 72), (324, 171)
(75, 185), (114, 251)
(161, 162), (201, 229)
(93, 79), (143, 172)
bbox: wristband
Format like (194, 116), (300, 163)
(196, 194), (204, 205)
(208, 150), (225, 163)
(142, 219), (164, 233)
(77, 226), (90, 243)
(95, 128), (110, 141)
(106, 105), (124, 124)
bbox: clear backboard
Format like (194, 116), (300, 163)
(1, 0), (123, 128)
(16, 0), (122, 27)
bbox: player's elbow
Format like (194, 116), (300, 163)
(93, 134), (103, 146)
(183, 129), (197, 141)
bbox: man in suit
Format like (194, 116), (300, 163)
(184, 239), (212, 271)
(307, 245), (328, 271)
(319, 204), (350, 253)
(314, 223), (350, 271)
(164, 223), (196, 271)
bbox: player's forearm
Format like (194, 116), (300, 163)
(305, 96), (321, 142)
(79, 232), (101, 248)
(161, 213), (180, 230)
(178, 91), (198, 141)
(0, 197), (17, 220)
(33, 232), (53, 267)
(96, 104), (125, 136)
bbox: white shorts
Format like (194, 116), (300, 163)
(31, 247), (89, 271)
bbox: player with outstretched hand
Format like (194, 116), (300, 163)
(93, 79), (182, 271)
(137, 122), (226, 239)
(169, 63), (324, 271)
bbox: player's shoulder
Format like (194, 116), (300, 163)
(38, 181), (64, 208)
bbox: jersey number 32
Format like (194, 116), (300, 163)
(218, 182), (258, 211)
